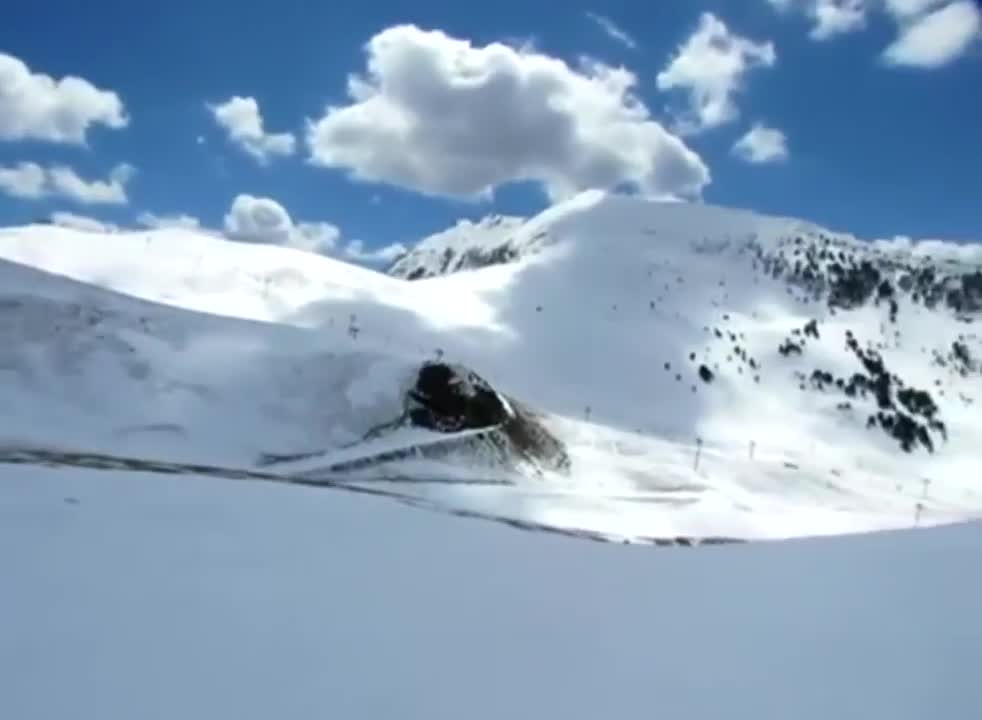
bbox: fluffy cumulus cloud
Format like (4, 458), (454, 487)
(0, 52), (128, 144)
(136, 211), (201, 230)
(209, 96), (296, 163)
(656, 13), (776, 134)
(222, 194), (404, 264)
(49, 211), (119, 233)
(343, 239), (408, 265)
(0, 162), (133, 204)
(305, 25), (709, 201)
(585, 12), (638, 50)
(766, 0), (870, 37)
(223, 194), (339, 253)
(0, 162), (47, 198)
(810, 0), (870, 39)
(883, 0), (948, 17)
(732, 123), (789, 163)
(767, 0), (979, 65)
(883, 1), (981, 67)
(224, 194), (300, 245)
(290, 222), (343, 254)
(47, 163), (134, 205)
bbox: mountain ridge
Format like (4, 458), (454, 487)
(2, 190), (980, 542)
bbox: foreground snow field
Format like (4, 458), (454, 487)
(2, 465), (981, 720)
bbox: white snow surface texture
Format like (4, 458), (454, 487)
(2, 190), (980, 541)
(2, 190), (982, 718)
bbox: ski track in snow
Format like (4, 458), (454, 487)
(1, 191), (981, 542)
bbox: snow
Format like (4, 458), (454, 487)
(1, 465), (981, 719)
(2, 194), (982, 717)
(1, 193), (981, 542)
(388, 213), (528, 279)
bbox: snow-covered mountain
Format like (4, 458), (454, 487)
(2, 190), (981, 543)
(388, 214), (530, 279)
(4, 191), (982, 718)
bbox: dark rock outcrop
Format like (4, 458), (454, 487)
(407, 361), (570, 474)
(408, 362), (506, 432)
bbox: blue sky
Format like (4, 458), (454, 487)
(0, 0), (979, 261)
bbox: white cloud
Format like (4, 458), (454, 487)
(768, 0), (978, 63)
(47, 163), (134, 205)
(732, 123), (789, 164)
(585, 12), (638, 50)
(137, 211), (201, 230)
(0, 162), (47, 198)
(810, 0), (870, 39)
(224, 194), (294, 244)
(209, 96), (296, 164)
(0, 162), (133, 204)
(883, 1), (981, 67)
(762, 0), (870, 40)
(0, 52), (128, 144)
(306, 24), (709, 202)
(223, 194), (339, 253)
(50, 211), (119, 233)
(343, 239), (408, 265)
(656, 13), (776, 134)
(291, 222), (342, 254)
(883, 0), (948, 18)
(221, 193), (408, 263)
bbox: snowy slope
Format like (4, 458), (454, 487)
(388, 213), (528, 279)
(4, 192), (982, 719)
(2, 464), (981, 720)
(1, 191), (981, 542)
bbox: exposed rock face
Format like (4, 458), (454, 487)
(392, 240), (526, 280)
(408, 362), (507, 432)
(392, 242), (520, 280)
(407, 361), (570, 474)
(388, 215), (529, 280)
